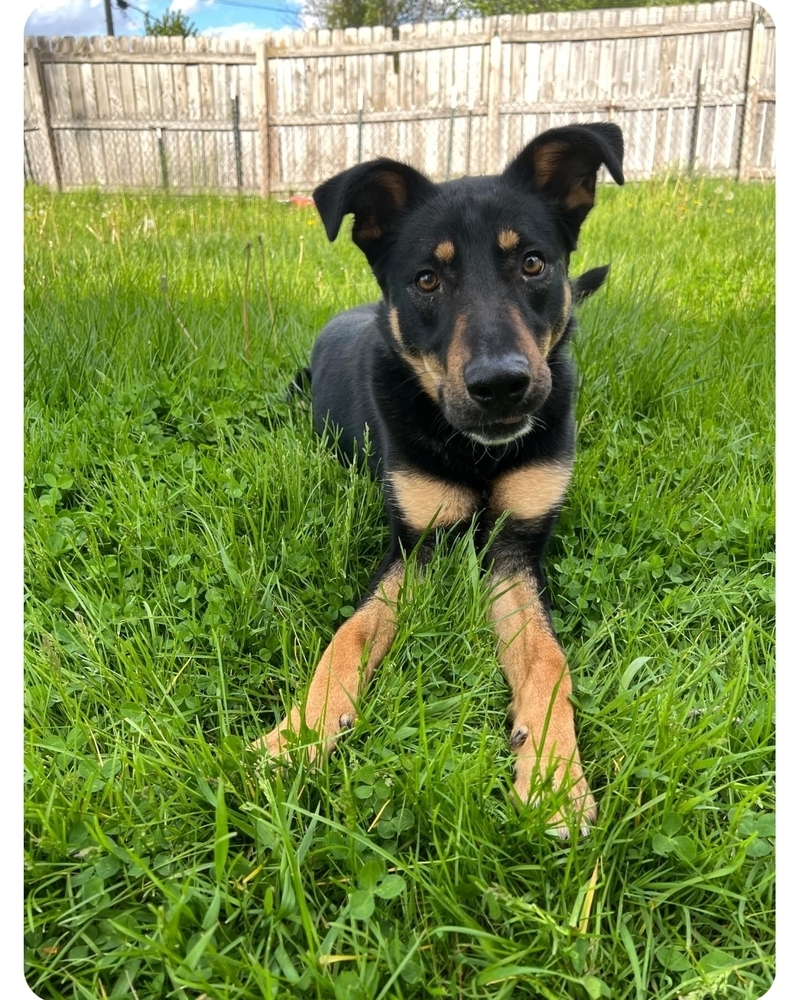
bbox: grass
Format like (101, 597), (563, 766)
(24, 174), (774, 1000)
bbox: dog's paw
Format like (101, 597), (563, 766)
(249, 712), (355, 763)
(510, 733), (596, 837)
(543, 772), (597, 839)
(249, 725), (293, 759)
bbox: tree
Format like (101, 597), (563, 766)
(304, 0), (707, 29)
(143, 9), (199, 37)
(304, 0), (462, 30)
(463, 0), (697, 15)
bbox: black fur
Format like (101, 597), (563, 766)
(272, 124), (624, 826)
(309, 124), (623, 566)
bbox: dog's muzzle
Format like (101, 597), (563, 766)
(457, 352), (542, 445)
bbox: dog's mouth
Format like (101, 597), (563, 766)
(463, 414), (534, 446)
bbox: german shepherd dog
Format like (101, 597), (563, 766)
(253, 123), (624, 836)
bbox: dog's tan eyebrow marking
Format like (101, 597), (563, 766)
(489, 460), (573, 521)
(498, 229), (521, 251)
(389, 470), (479, 531)
(434, 240), (455, 264)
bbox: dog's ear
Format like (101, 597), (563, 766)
(313, 159), (435, 262)
(571, 264), (610, 304)
(504, 123), (624, 249)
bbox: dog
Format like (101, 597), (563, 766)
(253, 123), (624, 836)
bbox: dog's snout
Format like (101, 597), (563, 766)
(464, 355), (531, 408)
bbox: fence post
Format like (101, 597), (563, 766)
(688, 65), (705, 176)
(357, 87), (364, 163)
(738, 11), (766, 183)
(487, 30), (502, 175)
(446, 85), (456, 180)
(256, 39), (271, 197)
(24, 37), (61, 189)
(231, 82), (243, 192)
(155, 127), (169, 189)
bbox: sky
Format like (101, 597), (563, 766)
(24, 0), (304, 39)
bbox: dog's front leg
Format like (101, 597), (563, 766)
(252, 554), (405, 759)
(254, 466), (478, 761)
(488, 563), (596, 836)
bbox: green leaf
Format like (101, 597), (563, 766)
(476, 965), (539, 987)
(698, 948), (736, 974)
(745, 837), (773, 858)
(581, 974), (610, 999)
(357, 860), (384, 890)
(185, 925), (216, 972)
(349, 888), (375, 920)
(655, 945), (692, 972)
(214, 782), (229, 883)
(652, 833), (674, 856)
(754, 813), (775, 838)
(662, 811), (682, 837)
(47, 531), (66, 555)
(672, 836), (697, 863)
(202, 887), (221, 931)
(374, 873), (406, 899)
(619, 656), (652, 691)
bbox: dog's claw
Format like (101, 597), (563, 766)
(510, 726), (529, 749)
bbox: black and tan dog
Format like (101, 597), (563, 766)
(253, 123), (624, 835)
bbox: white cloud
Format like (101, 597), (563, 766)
(168, 0), (205, 13)
(200, 21), (267, 42)
(25, 0), (140, 36)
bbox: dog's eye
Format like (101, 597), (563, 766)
(522, 253), (546, 277)
(415, 271), (440, 293)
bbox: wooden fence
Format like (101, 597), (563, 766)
(23, 1), (775, 196)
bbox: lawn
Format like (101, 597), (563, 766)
(24, 174), (774, 1000)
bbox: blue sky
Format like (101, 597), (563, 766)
(24, 0), (304, 39)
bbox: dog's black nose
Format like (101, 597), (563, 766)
(464, 355), (531, 408)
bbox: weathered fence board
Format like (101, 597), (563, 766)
(23, 2), (775, 194)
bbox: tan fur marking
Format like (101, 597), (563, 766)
(498, 229), (520, 251)
(356, 218), (383, 242)
(404, 353), (444, 404)
(490, 460), (573, 521)
(506, 303), (550, 381)
(376, 170), (407, 207)
(434, 239), (455, 264)
(388, 306), (403, 346)
(532, 141), (569, 187)
(388, 307), (443, 402)
(489, 572), (595, 832)
(564, 186), (594, 211)
(389, 470), (479, 531)
(445, 313), (469, 379)
(253, 564), (404, 758)
(542, 282), (573, 357)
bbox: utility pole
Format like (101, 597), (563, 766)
(104, 0), (115, 35)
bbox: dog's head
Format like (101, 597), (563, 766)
(314, 123), (624, 446)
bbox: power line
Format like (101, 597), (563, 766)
(114, 2), (169, 32)
(207, 1), (302, 12)
(116, 1), (301, 27)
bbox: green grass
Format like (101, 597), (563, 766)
(24, 175), (774, 1000)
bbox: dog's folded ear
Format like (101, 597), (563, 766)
(571, 264), (610, 304)
(313, 159), (435, 261)
(504, 123), (624, 249)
